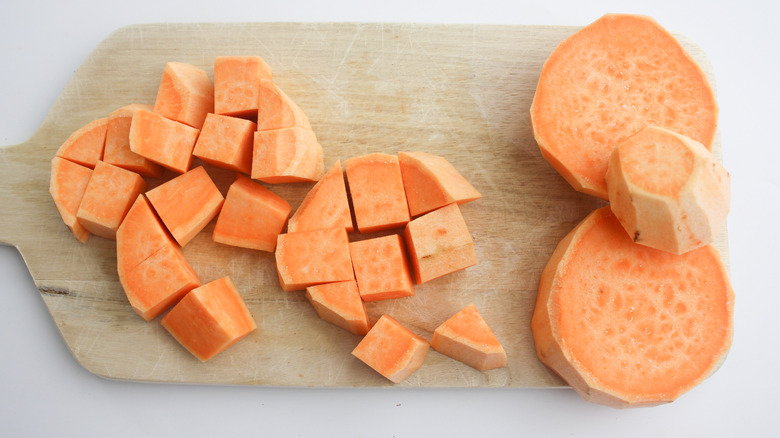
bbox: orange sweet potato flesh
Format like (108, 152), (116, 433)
(154, 61), (214, 129)
(530, 14), (718, 199)
(103, 104), (164, 178)
(256, 79), (311, 131)
(275, 228), (354, 292)
(403, 203), (477, 284)
(55, 117), (109, 169)
(398, 151), (481, 217)
(214, 55), (273, 117)
(305, 280), (371, 336)
(116, 195), (177, 276)
(192, 113), (257, 175)
(129, 108), (200, 174)
(212, 175), (291, 252)
(76, 161), (147, 240)
(431, 303), (507, 371)
(287, 160), (354, 233)
(251, 127), (324, 183)
(345, 153), (410, 233)
(49, 157), (93, 243)
(146, 166), (225, 247)
(161, 276), (256, 362)
(531, 207), (734, 408)
(351, 314), (430, 384)
(349, 234), (414, 302)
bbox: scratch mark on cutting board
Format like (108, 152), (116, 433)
(329, 26), (361, 87)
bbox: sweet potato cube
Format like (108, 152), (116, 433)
(431, 303), (507, 371)
(76, 161), (146, 240)
(213, 175), (291, 252)
(55, 117), (109, 169)
(349, 234), (414, 302)
(251, 127), (324, 183)
(161, 276), (256, 362)
(351, 315), (430, 383)
(398, 151), (481, 217)
(256, 79), (311, 131)
(345, 153), (410, 233)
(214, 55), (273, 117)
(153, 61), (214, 129)
(146, 166), (225, 247)
(116, 195), (177, 276)
(192, 113), (257, 175)
(129, 108), (200, 174)
(49, 157), (93, 243)
(275, 228), (353, 291)
(305, 280), (370, 336)
(403, 203), (477, 284)
(288, 160), (353, 233)
(103, 104), (164, 178)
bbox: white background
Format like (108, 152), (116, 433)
(2, 1), (778, 436)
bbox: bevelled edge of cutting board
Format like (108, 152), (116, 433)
(0, 21), (727, 388)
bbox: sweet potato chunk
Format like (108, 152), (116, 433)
(352, 315), (430, 383)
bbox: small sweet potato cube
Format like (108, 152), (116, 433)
(49, 157), (93, 243)
(161, 277), (256, 361)
(345, 153), (410, 233)
(251, 127), (324, 183)
(349, 234), (414, 302)
(213, 175), (291, 252)
(116, 195), (177, 275)
(103, 104), (164, 177)
(192, 113), (256, 175)
(129, 108), (200, 174)
(305, 280), (370, 336)
(146, 166), (224, 247)
(351, 315), (430, 383)
(431, 303), (507, 371)
(403, 203), (477, 284)
(256, 79), (311, 131)
(76, 161), (146, 240)
(275, 228), (353, 291)
(288, 160), (353, 233)
(153, 61), (214, 129)
(214, 55), (273, 117)
(398, 151), (481, 217)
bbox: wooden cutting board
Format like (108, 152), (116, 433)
(0, 22), (727, 387)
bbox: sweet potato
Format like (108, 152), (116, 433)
(212, 175), (291, 252)
(192, 113), (257, 175)
(349, 234), (414, 302)
(430, 303), (506, 371)
(55, 117), (109, 169)
(103, 104), (164, 178)
(116, 195), (176, 276)
(305, 280), (370, 336)
(153, 61), (214, 129)
(256, 79), (311, 131)
(605, 125), (730, 254)
(398, 151), (481, 217)
(76, 161), (146, 240)
(129, 108), (200, 174)
(531, 207), (734, 408)
(403, 203), (477, 284)
(214, 55), (273, 117)
(345, 153), (410, 233)
(145, 166), (225, 247)
(351, 314), (430, 384)
(251, 127), (324, 183)
(530, 14), (718, 199)
(49, 157), (93, 243)
(161, 276), (256, 361)
(275, 228), (354, 292)
(287, 160), (353, 233)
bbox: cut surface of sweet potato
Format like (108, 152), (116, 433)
(431, 303), (506, 371)
(398, 151), (481, 217)
(49, 157), (94, 243)
(531, 207), (734, 408)
(55, 117), (109, 169)
(192, 113), (256, 175)
(305, 280), (370, 336)
(256, 79), (311, 131)
(251, 127), (324, 183)
(116, 194), (176, 276)
(345, 153), (410, 233)
(287, 160), (353, 233)
(129, 108), (200, 174)
(349, 234), (414, 302)
(103, 104), (164, 177)
(351, 314), (430, 384)
(153, 61), (214, 129)
(214, 55), (273, 117)
(275, 228), (354, 292)
(76, 161), (146, 240)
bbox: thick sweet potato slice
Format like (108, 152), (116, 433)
(305, 280), (370, 336)
(146, 166), (225, 247)
(153, 61), (214, 129)
(345, 153), (410, 233)
(275, 228), (353, 292)
(212, 175), (291, 252)
(531, 207), (734, 408)
(49, 157), (93, 243)
(55, 117), (109, 169)
(352, 314), (430, 384)
(530, 14), (718, 199)
(161, 276), (256, 361)
(431, 303), (506, 371)
(192, 113), (256, 175)
(349, 234), (414, 302)
(256, 79), (311, 131)
(129, 108), (200, 174)
(251, 127), (324, 183)
(76, 161), (146, 240)
(398, 151), (481, 217)
(287, 160), (353, 233)
(214, 55), (273, 117)
(103, 104), (164, 177)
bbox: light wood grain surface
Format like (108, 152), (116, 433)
(0, 22), (725, 387)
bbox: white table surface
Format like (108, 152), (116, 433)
(2, 1), (778, 436)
